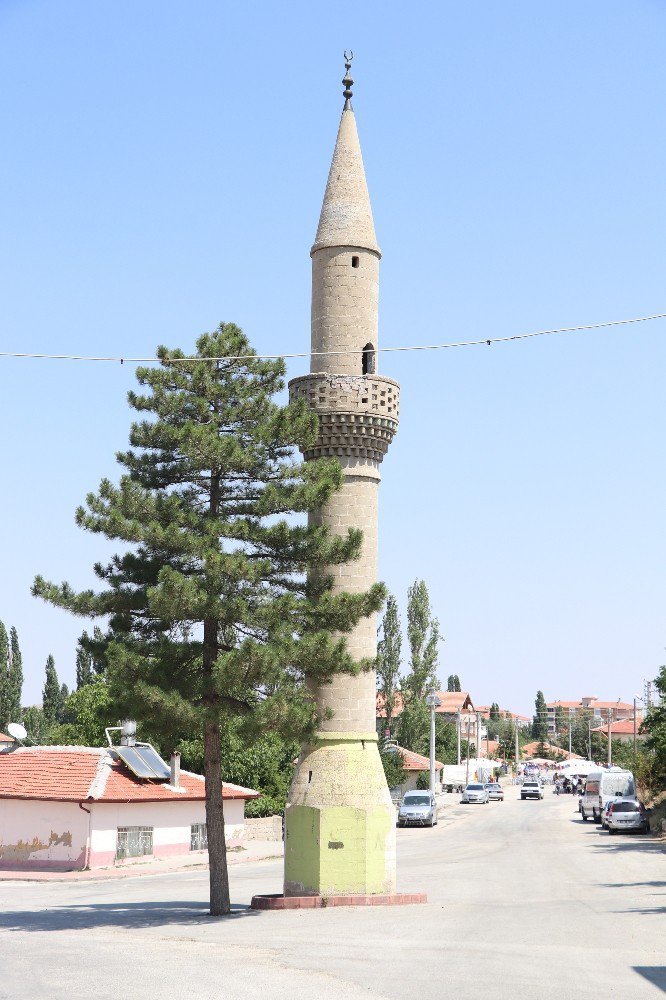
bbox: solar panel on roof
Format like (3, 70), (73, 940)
(136, 745), (171, 780)
(115, 744), (171, 781)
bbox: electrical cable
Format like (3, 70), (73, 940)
(0, 311), (664, 365)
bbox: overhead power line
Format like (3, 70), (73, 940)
(0, 311), (664, 365)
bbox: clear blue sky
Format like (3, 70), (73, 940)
(1, 1), (664, 716)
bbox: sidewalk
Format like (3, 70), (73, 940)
(0, 838), (284, 883)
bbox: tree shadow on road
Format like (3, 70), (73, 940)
(633, 967), (666, 993)
(0, 900), (258, 932)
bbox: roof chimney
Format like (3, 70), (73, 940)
(170, 751), (181, 789)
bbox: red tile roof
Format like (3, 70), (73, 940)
(393, 746), (443, 771)
(0, 733), (14, 742)
(521, 741), (584, 760)
(0, 747), (259, 802)
(376, 691), (474, 718)
(591, 717), (643, 736)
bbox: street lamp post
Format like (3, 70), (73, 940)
(426, 692), (441, 796)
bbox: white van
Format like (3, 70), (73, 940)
(581, 769), (635, 823)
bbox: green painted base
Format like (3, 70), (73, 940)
(284, 732), (397, 897)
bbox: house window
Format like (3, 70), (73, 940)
(361, 343), (375, 375)
(351, 255), (359, 268)
(116, 826), (153, 860)
(191, 823), (208, 851)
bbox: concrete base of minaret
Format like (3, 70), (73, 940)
(283, 731), (397, 897)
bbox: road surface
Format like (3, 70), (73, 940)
(0, 789), (663, 999)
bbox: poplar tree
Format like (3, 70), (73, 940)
(533, 690), (548, 741)
(376, 593), (401, 736)
(0, 622), (8, 729)
(7, 627), (23, 724)
(403, 579), (440, 701)
(33, 323), (384, 917)
(76, 631), (94, 689)
(42, 655), (61, 727)
(447, 674), (461, 692)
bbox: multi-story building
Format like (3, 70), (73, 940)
(546, 697), (634, 736)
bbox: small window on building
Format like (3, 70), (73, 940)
(116, 826), (153, 860)
(191, 822), (208, 851)
(361, 343), (376, 375)
(351, 255), (359, 268)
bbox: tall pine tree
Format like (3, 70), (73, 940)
(7, 627), (23, 724)
(403, 579), (440, 702)
(33, 323), (384, 916)
(377, 593), (402, 736)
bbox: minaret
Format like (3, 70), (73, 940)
(285, 55), (400, 898)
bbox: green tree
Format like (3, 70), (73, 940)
(0, 622), (9, 729)
(434, 717), (458, 764)
(75, 631), (94, 689)
(33, 323), (383, 916)
(379, 742), (406, 791)
(532, 690), (548, 741)
(377, 593), (402, 737)
(49, 680), (112, 747)
(7, 627), (23, 725)
(42, 655), (62, 728)
(22, 705), (49, 744)
(396, 698), (430, 755)
(642, 664), (666, 789)
(403, 579), (440, 702)
(447, 674), (461, 692)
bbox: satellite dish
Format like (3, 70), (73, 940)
(7, 722), (27, 741)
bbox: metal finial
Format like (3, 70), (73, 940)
(342, 50), (354, 109)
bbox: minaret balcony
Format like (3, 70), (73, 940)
(288, 373), (399, 463)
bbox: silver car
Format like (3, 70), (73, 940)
(486, 783), (504, 801)
(607, 799), (649, 834)
(397, 791), (438, 827)
(461, 783), (489, 804)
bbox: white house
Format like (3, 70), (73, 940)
(0, 745), (259, 871)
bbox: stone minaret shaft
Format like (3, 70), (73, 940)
(285, 60), (400, 898)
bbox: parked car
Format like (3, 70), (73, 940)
(581, 769), (636, 824)
(486, 784), (504, 801)
(521, 779), (543, 801)
(606, 799), (649, 835)
(461, 783), (489, 804)
(397, 790), (438, 827)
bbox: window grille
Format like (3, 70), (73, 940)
(191, 823), (208, 851)
(115, 826), (153, 860)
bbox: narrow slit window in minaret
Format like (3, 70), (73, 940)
(362, 343), (375, 376)
(351, 255), (360, 268)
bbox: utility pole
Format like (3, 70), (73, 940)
(568, 722), (572, 758)
(588, 718), (592, 761)
(607, 708), (612, 766)
(633, 697), (637, 757)
(426, 692), (441, 796)
(476, 712), (480, 762)
(456, 711), (461, 766)
(515, 720), (519, 777)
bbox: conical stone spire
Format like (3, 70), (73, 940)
(311, 104), (380, 257)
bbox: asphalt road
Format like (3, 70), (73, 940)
(0, 789), (664, 1000)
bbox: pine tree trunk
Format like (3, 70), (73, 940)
(204, 719), (231, 916)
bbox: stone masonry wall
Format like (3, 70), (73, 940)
(311, 246), (379, 376)
(310, 457), (379, 734)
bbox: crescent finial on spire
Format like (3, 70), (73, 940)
(342, 50), (354, 109)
